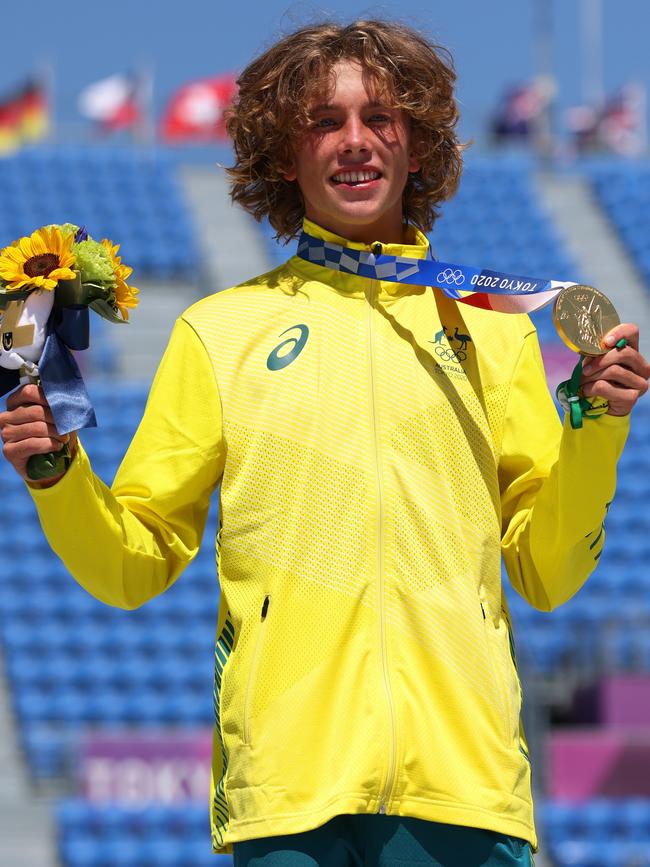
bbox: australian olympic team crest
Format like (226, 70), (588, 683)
(430, 324), (472, 363)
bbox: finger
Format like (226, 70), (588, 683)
(583, 346), (635, 373)
(2, 422), (68, 444)
(581, 365), (649, 393)
(3, 436), (70, 477)
(601, 322), (640, 352)
(0, 402), (57, 430)
(581, 379), (640, 407)
(5, 384), (50, 412)
(583, 346), (650, 380)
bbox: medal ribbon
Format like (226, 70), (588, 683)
(296, 231), (573, 314)
(297, 230), (626, 428)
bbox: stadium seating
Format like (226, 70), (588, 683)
(541, 799), (650, 866)
(56, 800), (233, 866)
(588, 161), (650, 291)
(0, 146), (200, 278)
(54, 797), (650, 867)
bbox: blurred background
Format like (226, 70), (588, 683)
(1, 1), (650, 865)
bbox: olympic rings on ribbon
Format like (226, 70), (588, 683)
(436, 268), (465, 286)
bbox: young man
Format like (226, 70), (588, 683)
(2, 19), (649, 867)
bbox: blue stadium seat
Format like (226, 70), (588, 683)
(618, 798), (650, 839)
(587, 162), (650, 298)
(543, 799), (650, 867)
(56, 800), (234, 867)
(0, 146), (200, 278)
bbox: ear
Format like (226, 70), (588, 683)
(408, 127), (423, 173)
(408, 152), (421, 173)
(282, 161), (297, 182)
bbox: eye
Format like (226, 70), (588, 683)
(368, 112), (392, 124)
(312, 117), (338, 129)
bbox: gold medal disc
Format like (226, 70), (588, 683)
(553, 284), (620, 356)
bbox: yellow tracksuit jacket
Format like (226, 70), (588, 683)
(29, 219), (629, 854)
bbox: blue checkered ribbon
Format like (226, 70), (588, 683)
(296, 231), (571, 308)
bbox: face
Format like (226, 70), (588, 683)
(284, 60), (421, 245)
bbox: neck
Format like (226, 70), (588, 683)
(304, 213), (409, 247)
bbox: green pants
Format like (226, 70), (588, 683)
(233, 814), (533, 866)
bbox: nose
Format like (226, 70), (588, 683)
(338, 115), (370, 156)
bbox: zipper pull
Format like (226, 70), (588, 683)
(480, 601), (486, 620)
(261, 595), (270, 620)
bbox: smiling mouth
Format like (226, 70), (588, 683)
(331, 170), (382, 186)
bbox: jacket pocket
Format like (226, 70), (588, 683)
(243, 594), (271, 746)
(480, 600), (519, 747)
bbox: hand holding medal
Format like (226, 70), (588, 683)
(554, 284), (650, 428)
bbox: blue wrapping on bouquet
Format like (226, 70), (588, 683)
(0, 305), (97, 436)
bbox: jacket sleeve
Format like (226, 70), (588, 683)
(28, 316), (226, 609)
(499, 329), (629, 611)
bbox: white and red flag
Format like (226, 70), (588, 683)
(160, 74), (237, 141)
(78, 74), (141, 131)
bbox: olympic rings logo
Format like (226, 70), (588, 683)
(436, 268), (465, 286)
(435, 346), (466, 362)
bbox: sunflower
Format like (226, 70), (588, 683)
(101, 239), (139, 320)
(0, 226), (76, 291)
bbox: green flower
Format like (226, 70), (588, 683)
(45, 223), (79, 239)
(73, 239), (116, 287)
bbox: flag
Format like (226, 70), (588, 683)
(0, 78), (49, 154)
(598, 83), (647, 157)
(78, 73), (140, 131)
(16, 79), (49, 142)
(490, 84), (541, 143)
(566, 83), (648, 157)
(160, 74), (237, 141)
(0, 95), (22, 154)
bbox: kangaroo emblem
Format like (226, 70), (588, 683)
(432, 326), (449, 345)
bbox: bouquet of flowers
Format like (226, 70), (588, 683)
(0, 223), (139, 479)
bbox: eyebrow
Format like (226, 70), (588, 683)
(310, 101), (389, 112)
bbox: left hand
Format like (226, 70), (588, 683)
(580, 323), (650, 417)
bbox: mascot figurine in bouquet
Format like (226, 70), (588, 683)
(0, 223), (138, 480)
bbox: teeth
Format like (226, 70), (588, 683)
(332, 170), (380, 184)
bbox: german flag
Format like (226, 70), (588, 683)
(0, 93), (21, 155)
(17, 79), (49, 142)
(0, 79), (48, 155)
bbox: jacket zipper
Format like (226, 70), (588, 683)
(367, 276), (397, 815)
(243, 594), (271, 745)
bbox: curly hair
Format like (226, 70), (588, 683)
(226, 19), (463, 241)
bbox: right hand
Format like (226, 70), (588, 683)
(0, 384), (77, 486)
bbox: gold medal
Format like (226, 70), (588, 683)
(553, 284), (620, 356)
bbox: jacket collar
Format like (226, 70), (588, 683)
(288, 218), (431, 299)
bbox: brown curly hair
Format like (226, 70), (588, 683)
(226, 19), (463, 241)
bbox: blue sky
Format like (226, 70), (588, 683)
(3, 0), (650, 148)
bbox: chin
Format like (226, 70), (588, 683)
(334, 207), (387, 227)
